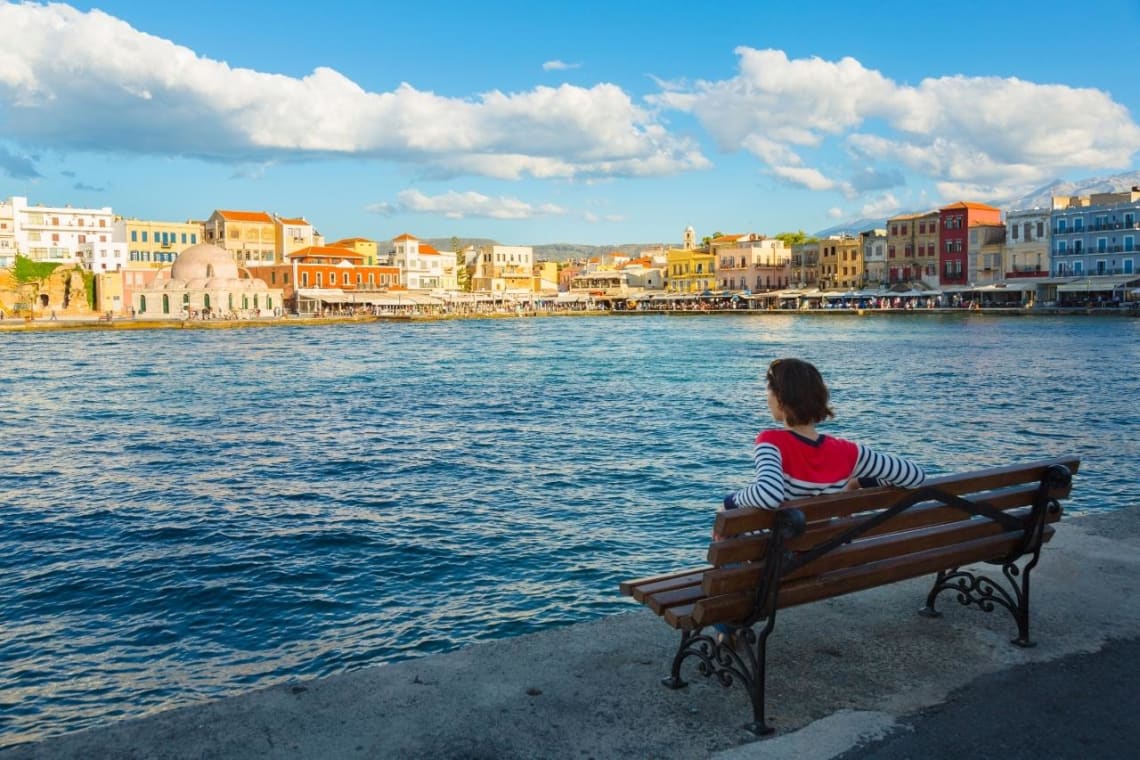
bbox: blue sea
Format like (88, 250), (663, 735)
(2, 313), (1137, 747)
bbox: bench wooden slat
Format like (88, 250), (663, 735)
(713, 456), (1078, 537)
(663, 601), (698, 630)
(691, 527), (1053, 627)
(706, 480), (1071, 566)
(620, 567), (709, 601)
(702, 506), (1060, 596)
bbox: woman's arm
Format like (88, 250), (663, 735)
(851, 444), (926, 488)
(724, 442), (785, 509)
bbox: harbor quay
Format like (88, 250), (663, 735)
(6, 505), (1139, 760)
(1, 302), (1138, 334)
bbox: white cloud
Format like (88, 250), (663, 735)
(543, 60), (581, 71)
(827, 207), (844, 219)
(367, 189), (567, 220)
(652, 46), (1140, 204)
(772, 166), (841, 191)
(0, 4), (704, 179)
(859, 192), (901, 218)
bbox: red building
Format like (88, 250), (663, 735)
(938, 202), (1001, 286)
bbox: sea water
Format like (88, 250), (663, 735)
(1, 313), (1137, 746)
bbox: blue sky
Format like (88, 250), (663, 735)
(2, 0), (1139, 246)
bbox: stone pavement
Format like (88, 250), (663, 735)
(5, 506), (1138, 760)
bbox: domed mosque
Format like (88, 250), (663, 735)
(132, 243), (285, 319)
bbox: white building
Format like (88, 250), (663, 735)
(391, 233), (451, 290)
(1005, 208), (1051, 278)
(0, 195), (115, 266)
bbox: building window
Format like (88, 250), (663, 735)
(301, 272), (309, 287)
(131, 230), (138, 242)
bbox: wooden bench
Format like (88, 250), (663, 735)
(620, 456), (1079, 735)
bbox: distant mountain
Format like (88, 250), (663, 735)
(813, 218), (889, 238)
(813, 170), (1140, 238)
(1002, 171), (1140, 212)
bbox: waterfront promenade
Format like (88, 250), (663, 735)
(0, 303), (1137, 333)
(6, 505), (1138, 760)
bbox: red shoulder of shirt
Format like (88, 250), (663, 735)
(755, 429), (860, 482)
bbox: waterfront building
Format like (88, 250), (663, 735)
(939, 202), (1001, 286)
(1050, 189), (1139, 277)
(391, 233), (454, 291)
(861, 229), (887, 287)
(664, 246), (716, 293)
(0, 195), (114, 266)
(620, 257), (665, 290)
(885, 210), (939, 286)
(470, 244), (535, 294)
(0, 201), (15, 269)
(114, 217), (203, 268)
(558, 262), (581, 292)
(254, 246), (400, 313)
(203, 209), (276, 266)
(789, 241), (819, 287)
(818, 235), (862, 290)
(1003, 208), (1051, 279)
(328, 237), (379, 267)
(716, 235), (790, 292)
(275, 216), (319, 262)
(535, 261), (559, 294)
(967, 222), (1007, 285)
(570, 267), (632, 296)
(131, 242), (283, 318)
(939, 201), (1003, 284)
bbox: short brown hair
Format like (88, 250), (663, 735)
(766, 358), (834, 426)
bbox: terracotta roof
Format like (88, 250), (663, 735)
(392, 233), (418, 242)
(940, 201), (1001, 212)
(277, 217), (308, 225)
(330, 237), (372, 245)
(217, 210), (274, 223)
(418, 244), (440, 255)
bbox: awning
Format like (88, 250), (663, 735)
(1056, 275), (1140, 292)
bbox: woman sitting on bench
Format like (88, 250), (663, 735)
(724, 358), (926, 511)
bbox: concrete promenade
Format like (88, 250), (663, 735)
(5, 506), (1139, 759)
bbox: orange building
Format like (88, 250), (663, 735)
(254, 245), (399, 312)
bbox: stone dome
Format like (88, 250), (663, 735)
(170, 243), (241, 283)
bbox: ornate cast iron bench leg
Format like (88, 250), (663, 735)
(661, 620), (778, 736)
(918, 558), (1038, 647)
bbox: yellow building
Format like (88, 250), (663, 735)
(535, 260), (559, 293)
(204, 209), (276, 266)
(665, 247), (716, 293)
(275, 217), (319, 261)
(329, 237), (379, 267)
(114, 217), (204, 268)
(818, 236), (863, 290)
(471, 245), (535, 293)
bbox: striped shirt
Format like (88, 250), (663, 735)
(726, 429), (926, 510)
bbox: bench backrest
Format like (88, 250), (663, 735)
(685, 456), (1079, 629)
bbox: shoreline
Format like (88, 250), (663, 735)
(1, 304), (1137, 333)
